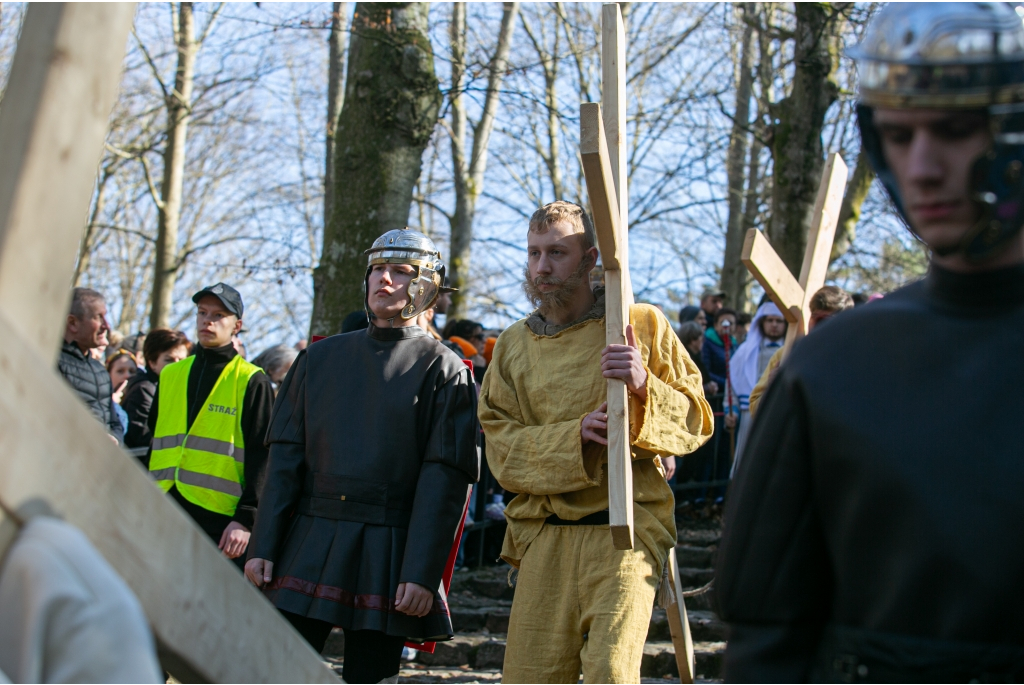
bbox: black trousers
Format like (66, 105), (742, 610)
(281, 610), (405, 683)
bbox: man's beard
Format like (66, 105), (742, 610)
(522, 255), (593, 319)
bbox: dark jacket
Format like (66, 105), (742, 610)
(249, 324), (479, 640)
(715, 264), (1024, 682)
(122, 367), (159, 448)
(701, 328), (736, 389)
(147, 343), (274, 537)
(57, 340), (123, 443)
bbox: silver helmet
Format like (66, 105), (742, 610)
(363, 227), (450, 322)
(852, 2), (1024, 259)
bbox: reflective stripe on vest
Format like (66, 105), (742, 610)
(149, 354), (261, 516)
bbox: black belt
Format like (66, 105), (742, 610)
(297, 495), (413, 528)
(546, 510), (610, 526)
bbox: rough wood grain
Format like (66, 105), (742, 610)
(742, 153), (847, 355)
(0, 6), (338, 682)
(665, 548), (695, 683)
(741, 229), (804, 325)
(581, 101), (633, 550)
(602, 2), (633, 306)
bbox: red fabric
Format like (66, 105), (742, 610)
(311, 335), (326, 344)
(406, 489), (471, 654)
(266, 576), (448, 616)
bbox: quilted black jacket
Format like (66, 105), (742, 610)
(57, 340), (123, 443)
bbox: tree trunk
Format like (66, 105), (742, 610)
(324, 2), (348, 232)
(448, 2), (519, 319)
(719, 4), (754, 312)
(830, 148), (875, 263)
(310, 3), (441, 337)
(149, 2), (196, 330)
(767, 3), (840, 274)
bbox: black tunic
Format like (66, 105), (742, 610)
(249, 324), (479, 640)
(715, 264), (1024, 682)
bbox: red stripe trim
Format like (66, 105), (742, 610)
(267, 575), (449, 616)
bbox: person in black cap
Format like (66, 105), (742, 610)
(145, 283), (274, 569)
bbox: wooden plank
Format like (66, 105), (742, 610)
(740, 228), (804, 326)
(601, 3), (633, 306)
(0, 4), (136, 364)
(664, 548), (695, 684)
(580, 103), (623, 270)
(0, 6), (338, 682)
(0, 309), (338, 684)
(580, 101), (633, 550)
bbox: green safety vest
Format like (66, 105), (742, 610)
(149, 355), (261, 516)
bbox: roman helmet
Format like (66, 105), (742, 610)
(851, 2), (1024, 259)
(363, 227), (450, 322)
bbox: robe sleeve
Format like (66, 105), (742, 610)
(478, 335), (604, 496)
(713, 361), (831, 682)
(748, 346), (783, 417)
(399, 366), (479, 591)
(247, 351), (308, 563)
(628, 306), (714, 457)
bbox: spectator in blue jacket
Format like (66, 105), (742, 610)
(702, 307), (737, 390)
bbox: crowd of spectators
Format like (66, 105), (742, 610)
(57, 287), (303, 449)
(671, 284), (871, 509)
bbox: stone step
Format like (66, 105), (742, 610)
(642, 641), (726, 681)
(647, 609), (728, 643)
(675, 543), (716, 569)
(677, 528), (721, 547)
(449, 606), (510, 634)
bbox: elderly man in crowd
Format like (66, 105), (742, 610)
(58, 287), (124, 443)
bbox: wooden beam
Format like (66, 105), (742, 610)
(0, 4), (135, 364)
(664, 548), (695, 684)
(580, 102), (633, 551)
(0, 310), (338, 683)
(0, 6), (338, 682)
(740, 229), (804, 326)
(741, 153), (847, 361)
(601, 3), (632, 306)
(581, 104), (623, 270)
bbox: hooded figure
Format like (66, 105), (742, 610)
(727, 301), (784, 475)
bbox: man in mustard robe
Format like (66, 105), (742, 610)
(478, 201), (713, 683)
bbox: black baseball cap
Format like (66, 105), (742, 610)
(192, 283), (243, 318)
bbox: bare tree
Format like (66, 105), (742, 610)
(446, 2), (519, 318)
(310, 3), (442, 336)
(719, 3), (755, 312)
(150, 2), (200, 329)
(324, 2), (348, 233)
(766, 3), (848, 273)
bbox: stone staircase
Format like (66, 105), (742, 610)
(321, 525), (726, 683)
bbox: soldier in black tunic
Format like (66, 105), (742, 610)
(716, 4), (1024, 682)
(246, 228), (479, 684)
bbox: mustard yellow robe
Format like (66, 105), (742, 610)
(478, 303), (713, 575)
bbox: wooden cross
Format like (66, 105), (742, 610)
(0, 5), (336, 682)
(742, 153), (848, 356)
(580, 3), (633, 552)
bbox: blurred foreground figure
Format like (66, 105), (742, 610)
(0, 515), (161, 683)
(716, 4), (1024, 681)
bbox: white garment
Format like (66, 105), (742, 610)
(730, 302), (784, 405)
(0, 517), (162, 683)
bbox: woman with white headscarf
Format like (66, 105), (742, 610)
(728, 301), (786, 476)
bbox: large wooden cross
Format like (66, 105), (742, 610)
(580, 3), (634, 553)
(742, 153), (848, 356)
(0, 5), (336, 682)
